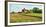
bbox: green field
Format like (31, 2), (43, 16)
(10, 13), (42, 23)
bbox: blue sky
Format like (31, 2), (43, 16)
(9, 3), (43, 12)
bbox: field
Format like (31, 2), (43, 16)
(10, 13), (42, 23)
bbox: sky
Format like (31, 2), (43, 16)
(8, 2), (44, 12)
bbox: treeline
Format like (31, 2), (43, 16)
(32, 7), (42, 13)
(10, 7), (42, 14)
(24, 7), (42, 13)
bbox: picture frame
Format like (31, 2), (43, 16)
(5, 1), (45, 26)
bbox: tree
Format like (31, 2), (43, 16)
(32, 7), (39, 13)
(32, 7), (42, 13)
(38, 9), (42, 13)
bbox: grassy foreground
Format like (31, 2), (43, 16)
(10, 13), (42, 23)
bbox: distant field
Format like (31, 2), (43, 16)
(10, 13), (42, 23)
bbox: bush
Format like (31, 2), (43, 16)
(10, 11), (15, 14)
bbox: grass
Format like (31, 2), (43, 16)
(22, 13), (42, 19)
(10, 13), (42, 23)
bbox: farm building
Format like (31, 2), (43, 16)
(22, 8), (28, 13)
